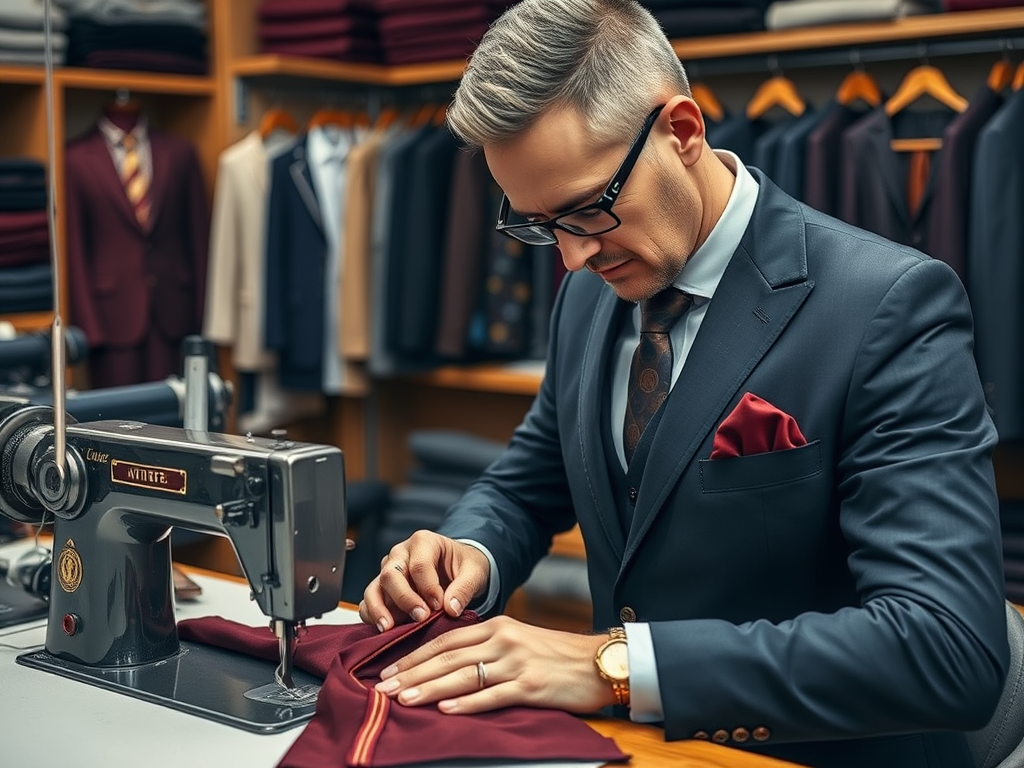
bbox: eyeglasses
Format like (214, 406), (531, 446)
(495, 105), (665, 247)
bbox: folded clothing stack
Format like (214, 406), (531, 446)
(0, 0), (68, 66)
(640, 0), (771, 38)
(56, 0), (208, 74)
(765, 0), (940, 30)
(0, 158), (51, 314)
(258, 0), (510, 66)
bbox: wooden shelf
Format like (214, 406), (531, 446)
(0, 65), (45, 85)
(409, 363), (543, 396)
(229, 8), (1024, 89)
(232, 53), (464, 87)
(674, 6), (1024, 60)
(1, 311), (53, 333)
(56, 68), (215, 95)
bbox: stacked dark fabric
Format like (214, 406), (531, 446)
(640, 0), (771, 38)
(55, 0), (208, 74)
(258, 0), (383, 63)
(1002, 500), (1024, 606)
(258, 0), (511, 66)
(0, 159), (51, 314)
(373, 0), (510, 66)
(0, 0), (68, 65)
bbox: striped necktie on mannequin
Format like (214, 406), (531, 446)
(120, 133), (150, 227)
(623, 287), (692, 465)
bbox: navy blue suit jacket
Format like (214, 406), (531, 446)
(264, 136), (327, 392)
(438, 171), (1008, 768)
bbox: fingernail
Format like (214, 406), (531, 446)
(449, 598), (463, 614)
(375, 678), (400, 694)
(380, 664), (398, 679)
(399, 687), (420, 704)
(438, 699), (459, 714)
(376, 618), (389, 633)
(411, 606), (427, 622)
(430, 598), (441, 611)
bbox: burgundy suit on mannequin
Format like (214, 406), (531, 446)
(65, 119), (209, 388)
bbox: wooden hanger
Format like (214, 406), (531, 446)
(690, 82), (725, 123)
(836, 68), (882, 108)
(884, 64), (968, 116)
(1014, 60), (1024, 91)
(258, 106), (298, 139)
(308, 106), (352, 129)
(374, 105), (401, 130)
(987, 57), (1013, 93)
(746, 74), (806, 120)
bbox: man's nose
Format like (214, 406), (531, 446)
(554, 230), (601, 272)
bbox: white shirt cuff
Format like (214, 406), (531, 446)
(455, 539), (500, 615)
(624, 622), (664, 723)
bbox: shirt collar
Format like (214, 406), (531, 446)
(97, 115), (148, 148)
(673, 150), (758, 303)
(307, 124), (350, 167)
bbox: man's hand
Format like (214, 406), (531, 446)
(359, 530), (490, 632)
(373, 615), (614, 715)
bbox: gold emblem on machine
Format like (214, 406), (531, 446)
(58, 539), (83, 593)
(111, 459), (187, 494)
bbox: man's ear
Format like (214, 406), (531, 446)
(664, 95), (705, 166)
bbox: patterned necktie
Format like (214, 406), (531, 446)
(623, 287), (692, 465)
(120, 133), (151, 227)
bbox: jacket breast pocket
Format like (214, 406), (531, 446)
(699, 440), (822, 493)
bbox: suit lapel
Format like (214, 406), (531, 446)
(146, 130), (171, 233)
(288, 137), (323, 232)
(863, 109), (910, 231)
(578, 286), (629, 557)
(85, 128), (143, 234)
(622, 173), (814, 566)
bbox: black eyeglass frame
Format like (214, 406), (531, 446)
(495, 104), (666, 246)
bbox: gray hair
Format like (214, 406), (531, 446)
(447, 0), (689, 149)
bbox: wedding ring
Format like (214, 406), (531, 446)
(393, 563), (403, 574)
(476, 661), (487, 689)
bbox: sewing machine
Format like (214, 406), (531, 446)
(0, 341), (349, 732)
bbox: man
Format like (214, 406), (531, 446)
(359, 2), (1009, 766)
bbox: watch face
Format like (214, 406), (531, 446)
(601, 641), (629, 679)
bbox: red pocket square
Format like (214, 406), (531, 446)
(710, 392), (807, 459)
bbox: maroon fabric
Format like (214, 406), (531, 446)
(261, 36), (382, 61)
(381, 39), (485, 65)
(178, 613), (629, 768)
(259, 15), (377, 43)
(379, 23), (490, 50)
(0, 209), (48, 235)
(709, 391), (808, 459)
(371, 0), (504, 12)
(377, 5), (497, 35)
(259, 0), (377, 22)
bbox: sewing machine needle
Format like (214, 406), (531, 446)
(273, 619), (297, 692)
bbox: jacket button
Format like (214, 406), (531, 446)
(692, 731), (709, 740)
(619, 606), (636, 623)
(712, 729), (729, 743)
(731, 727), (749, 743)
(628, 486), (637, 503)
(752, 726), (771, 742)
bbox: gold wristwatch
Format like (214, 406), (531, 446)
(595, 627), (630, 706)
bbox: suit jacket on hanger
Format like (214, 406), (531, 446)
(64, 124), (208, 350)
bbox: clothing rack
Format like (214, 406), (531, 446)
(685, 34), (1024, 77)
